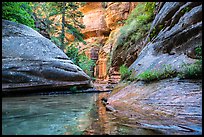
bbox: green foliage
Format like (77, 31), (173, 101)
(119, 64), (132, 80)
(117, 20), (125, 25)
(66, 24), (86, 45)
(149, 24), (165, 41)
(31, 2), (86, 51)
(51, 36), (61, 47)
(178, 46), (202, 79)
(144, 2), (156, 15)
(178, 60), (202, 79)
(195, 46), (202, 58)
(116, 2), (156, 48)
(2, 2), (35, 28)
(181, 6), (191, 14)
(78, 53), (96, 77)
(69, 86), (78, 92)
(137, 65), (177, 82)
(65, 43), (95, 77)
(125, 2), (156, 25)
(65, 43), (79, 64)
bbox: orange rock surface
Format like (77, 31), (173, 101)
(105, 2), (138, 30)
(77, 2), (137, 80)
(79, 2), (110, 39)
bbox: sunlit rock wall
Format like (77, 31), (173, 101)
(78, 2), (109, 79)
(105, 2), (138, 31)
(78, 2), (137, 80)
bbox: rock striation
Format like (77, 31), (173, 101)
(2, 19), (92, 95)
(108, 78), (202, 135)
(129, 2), (202, 76)
(107, 2), (202, 135)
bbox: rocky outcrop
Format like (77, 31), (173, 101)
(111, 36), (147, 71)
(107, 2), (202, 135)
(108, 78), (202, 135)
(105, 2), (138, 30)
(77, 2), (110, 79)
(107, 2), (150, 80)
(79, 2), (110, 39)
(130, 2), (202, 76)
(2, 19), (92, 95)
(78, 2), (137, 80)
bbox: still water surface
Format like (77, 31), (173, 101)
(3, 92), (162, 135)
(2, 93), (97, 135)
(2, 92), (185, 135)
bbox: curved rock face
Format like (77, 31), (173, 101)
(2, 19), (92, 94)
(129, 2), (202, 76)
(107, 2), (202, 135)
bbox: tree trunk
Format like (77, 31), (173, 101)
(61, 2), (66, 51)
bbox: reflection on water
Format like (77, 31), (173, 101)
(3, 92), (193, 135)
(2, 93), (97, 135)
(2, 92), (162, 135)
(83, 92), (165, 135)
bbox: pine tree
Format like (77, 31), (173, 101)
(2, 2), (35, 28)
(31, 2), (86, 51)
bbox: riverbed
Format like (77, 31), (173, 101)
(2, 92), (166, 135)
(2, 90), (201, 135)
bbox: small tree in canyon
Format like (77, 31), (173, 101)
(31, 2), (86, 51)
(2, 2), (35, 29)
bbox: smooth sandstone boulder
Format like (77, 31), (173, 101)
(2, 19), (92, 94)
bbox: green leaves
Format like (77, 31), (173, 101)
(119, 64), (132, 80)
(78, 53), (96, 77)
(65, 43), (95, 77)
(178, 60), (202, 79)
(32, 2), (86, 51)
(116, 2), (156, 48)
(2, 2), (35, 28)
(137, 65), (177, 82)
(65, 44), (79, 64)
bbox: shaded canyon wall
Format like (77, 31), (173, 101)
(78, 2), (137, 82)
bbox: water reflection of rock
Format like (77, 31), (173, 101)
(83, 92), (117, 135)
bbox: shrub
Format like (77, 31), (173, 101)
(195, 46), (202, 58)
(137, 69), (163, 81)
(178, 60), (202, 79)
(69, 86), (78, 92)
(137, 64), (177, 82)
(65, 43), (79, 65)
(181, 6), (191, 14)
(178, 46), (202, 79)
(119, 64), (132, 80)
(2, 2), (35, 29)
(116, 2), (156, 48)
(65, 42), (96, 78)
(78, 53), (96, 77)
